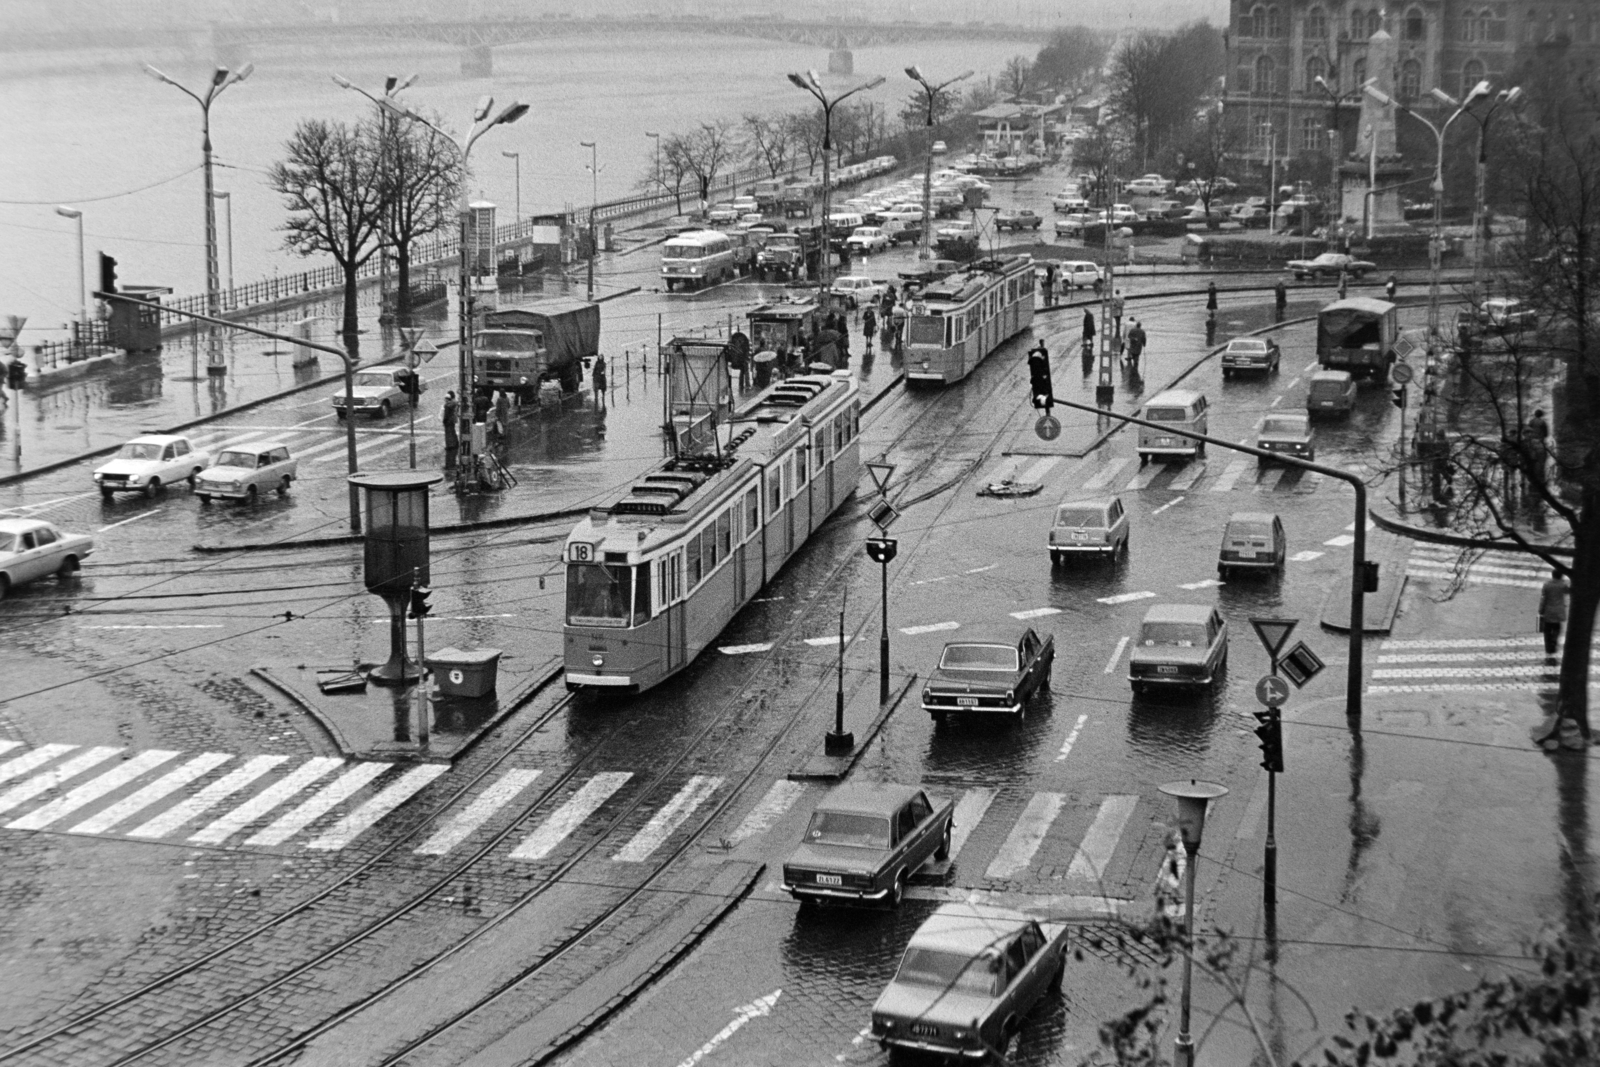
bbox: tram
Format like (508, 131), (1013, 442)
(562, 339), (861, 694)
(903, 254), (1036, 384)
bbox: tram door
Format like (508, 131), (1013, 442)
(664, 553), (685, 672)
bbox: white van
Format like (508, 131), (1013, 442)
(826, 212), (866, 232)
(1137, 389), (1209, 464)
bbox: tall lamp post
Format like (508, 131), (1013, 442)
(53, 206), (86, 329)
(210, 191), (233, 304)
(1464, 86), (1522, 300)
(645, 131), (662, 199)
(786, 70), (886, 300)
(1312, 76), (1360, 246)
(580, 140), (602, 302)
(333, 74), (418, 326)
(904, 66), (973, 260)
(502, 149), (521, 223)
(143, 62), (253, 376)
(1158, 779), (1230, 1067)
(380, 94), (529, 491)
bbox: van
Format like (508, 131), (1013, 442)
(826, 212), (866, 233)
(1306, 369), (1356, 416)
(1137, 389), (1208, 464)
(1218, 512), (1286, 577)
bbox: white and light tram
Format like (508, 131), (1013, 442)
(903, 254), (1036, 384)
(562, 345), (862, 694)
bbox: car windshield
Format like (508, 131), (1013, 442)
(939, 644), (1019, 671)
(1145, 406), (1188, 422)
(0, 533), (15, 553)
(804, 811), (891, 849)
(478, 331), (541, 353)
(1140, 622), (1208, 648)
(1261, 417), (1306, 436)
(354, 372), (393, 388)
(895, 948), (1002, 997)
(116, 443), (162, 461)
(215, 451), (257, 468)
(1055, 506), (1106, 528)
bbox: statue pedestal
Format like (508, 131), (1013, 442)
(1340, 155), (1415, 238)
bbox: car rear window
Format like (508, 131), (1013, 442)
(1309, 380), (1347, 397)
(215, 450), (254, 467)
(1140, 622), (1208, 647)
(1261, 417), (1305, 436)
(1227, 522), (1273, 539)
(895, 948), (1002, 996)
(938, 645), (1020, 671)
(1145, 406), (1188, 422)
(805, 811), (890, 849)
(1229, 341), (1266, 353)
(1055, 506), (1106, 528)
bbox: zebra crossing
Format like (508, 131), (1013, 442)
(185, 424), (439, 470)
(1366, 634), (1597, 695)
(1404, 541), (1553, 591)
(988, 452), (1352, 500)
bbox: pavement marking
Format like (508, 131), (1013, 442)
(0, 747), (122, 817)
(1167, 463), (1207, 491)
(0, 741), (20, 760)
(1064, 795), (1140, 884)
(613, 774), (722, 862)
(1324, 534), (1356, 547)
(1304, 360), (1319, 372)
(189, 757), (345, 845)
(130, 755), (292, 839)
(803, 634), (851, 647)
(512, 772), (633, 861)
(1378, 650), (1553, 664)
(1372, 664), (1595, 680)
(985, 792), (1066, 881)
(1125, 464), (1161, 491)
(903, 884), (1132, 915)
(728, 779), (807, 846)
(0, 744), (78, 787)
(290, 435), (358, 460)
(1406, 557), (1549, 579)
(1254, 466), (1286, 492)
(965, 563), (999, 575)
(1178, 578), (1224, 590)
(6, 749), (179, 831)
(1081, 458), (1130, 491)
(674, 990), (781, 1067)
(1210, 458), (1249, 492)
(1269, 394), (1284, 408)
(215, 431), (268, 449)
(356, 437), (419, 464)
(900, 621), (960, 635)
(1097, 590), (1157, 605)
(98, 508), (165, 532)
(415, 769), (543, 856)
(719, 642), (775, 655)
(1381, 636), (1545, 649)
(1150, 495), (1185, 515)
(1056, 713), (1091, 763)
(948, 787), (996, 861)
(68, 752), (233, 835)
(247, 761), (392, 847)
(1368, 682), (1558, 694)
(1406, 569), (1542, 590)
(307, 763), (449, 851)
(1289, 550), (1324, 562)
(1011, 607), (1061, 620)
(1019, 456), (1061, 483)
(0, 491), (99, 517)
(443, 614), (517, 621)
(1103, 637), (1129, 674)
(79, 624), (226, 630)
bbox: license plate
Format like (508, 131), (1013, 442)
(815, 873), (842, 886)
(1071, 532), (1091, 541)
(1238, 550), (1257, 558)
(911, 1024), (940, 1037)
(956, 697), (979, 707)
(1158, 437), (1175, 445)
(1157, 665), (1179, 674)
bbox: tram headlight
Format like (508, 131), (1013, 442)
(592, 654), (605, 668)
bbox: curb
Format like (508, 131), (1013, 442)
(1368, 504), (1575, 558)
(249, 666), (356, 757)
(788, 673), (918, 782)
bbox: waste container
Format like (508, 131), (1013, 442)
(753, 350), (776, 387)
(426, 647), (502, 698)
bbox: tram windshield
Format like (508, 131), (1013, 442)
(567, 562), (636, 627)
(906, 316), (946, 346)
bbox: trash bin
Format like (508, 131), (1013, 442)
(426, 647), (502, 698)
(753, 350), (776, 387)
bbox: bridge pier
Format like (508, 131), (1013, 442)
(461, 45), (493, 78)
(828, 49), (853, 76)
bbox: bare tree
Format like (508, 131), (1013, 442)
(1176, 106), (1241, 221)
(1002, 54), (1034, 101)
(682, 120), (737, 209)
(789, 109), (826, 174)
(897, 85), (957, 134)
(379, 114), (462, 324)
(656, 133), (694, 213)
(1032, 24), (1108, 98)
(1107, 24), (1225, 168)
(743, 113), (791, 178)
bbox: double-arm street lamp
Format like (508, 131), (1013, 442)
(905, 66), (973, 260)
(1312, 75), (1361, 242)
(143, 62), (253, 375)
(580, 140), (602, 301)
(53, 206), (85, 328)
(786, 70), (886, 299)
(1462, 86), (1523, 299)
(333, 74), (419, 322)
(502, 150), (521, 222)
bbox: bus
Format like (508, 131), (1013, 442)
(661, 230), (737, 292)
(903, 254), (1036, 384)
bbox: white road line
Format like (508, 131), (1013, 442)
(948, 787), (996, 861)
(1011, 607), (1061, 620)
(1055, 713), (1090, 763)
(1019, 456), (1061, 483)
(1125, 464), (1161, 491)
(1406, 570), (1542, 590)
(673, 990), (781, 1067)
(728, 779), (807, 846)
(1177, 578), (1224, 590)
(511, 772), (633, 861)
(356, 437), (419, 464)
(803, 635), (850, 647)
(1254, 466), (1286, 493)
(415, 769), (543, 856)
(1380, 636), (1545, 649)
(1065, 795), (1140, 884)
(98, 508), (165, 532)
(0, 747), (121, 817)
(216, 431), (267, 449)
(307, 763), (448, 851)
(1151, 495), (1185, 516)
(1368, 682), (1558, 694)
(246, 761), (391, 847)
(1324, 534), (1355, 547)
(79, 624), (225, 630)
(1081, 458), (1130, 491)
(985, 792), (1065, 880)
(1289, 550), (1324, 562)
(613, 775), (723, 862)
(964, 564), (998, 575)
(719, 642), (775, 655)
(189, 757), (344, 844)
(1406, 557), (1550, 578)
(1411, 544), (1549, 567)
(1371, 664), (1591, 680)
(1269, 394), (1283, 408)
(69, 752), (233, 835)
(0, 741), (20, 760)
(130, 755), (292, 839)
(1377, 650), (1552, 664)
(0, 744), (77, 786)
(901, 621), (960, 635)
(1304, 360), (1319, 372)
(1167, 463), (1207, 492)
(1097, 590), (1157, 605)
(1285, 376), (1302, 390)
(6, 749), (179, 831)
(288, 436), (356, 460)
(1210, 458), (1249, 492)
(0, 491), (99, 517)
(1103, 637), (1129, 674)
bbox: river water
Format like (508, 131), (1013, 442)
(0, 29), (1034, 345)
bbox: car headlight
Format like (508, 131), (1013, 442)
(93, 473), (103, 482)
(127, 474), (143, 484)
(1005, 690), (1016, 704)
(229, 480), (241, 490)
(921, 688), (932, 703)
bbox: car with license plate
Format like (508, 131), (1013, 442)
(871, 902), (1069, 1061)
(93, 433), (213, 499)
(921, 628), (1054, 724)
(1289, 252), (1376, 281)
(331, 367), (422, 420)
(1220, 337), (1280, 377)
(995, 209), (1043, 232)
(0, 519), (93, 600)
(1048, 496), (1128, 563)
(831, 275), (885, 308)
(1137, 389), (1208, 464)
(1128, 603), (1229, 693)
(845, 226), (890, 254)
(1218, 511), (1287, 577)
(194, 442), (298, 504)
(1306, 368), (1357, 416)
(1256, 413), (1315, 464)
(782, 783), (954, 908)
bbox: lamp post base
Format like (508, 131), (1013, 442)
(1172, 1036), (1195, 1067)
(206, 363), (228, 377)
(368, 655), (420, 686)
(824, 730), (855, 755)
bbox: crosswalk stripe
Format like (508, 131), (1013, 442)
(0, 747), (121, 817)
(307, 764), (448, 851)
(1381, 636), (1545, 649)
(1294, 472), (1325, 494)
(246, 762), (391, 847)
(6, 749), (179, 831)
(1210, 458), (1248, 492)
(214, 431), (267, 449)
(986, 792), (1065, 881)
(1167, 462), (1207, 492)
(0, 741), (21, 759)
(1253, 466), (1286, 493)
(414, 769), (543, 856)
(1377, 650), (1552, 664)
(1125, 464), (1161, 491)
(1081, 459), (1130, 491)
(357, 437), (418, 463)
(1019, 456), (1061, 483)
(291, 436), (357, 460)
(1371, 664), (1589, 680)
(1011, 607), (1061, 620)
(0, 744), (77, 786)
(189, 757), (344, 845)
(948, 787), (997, 862)
(511, 772), (633, 861)
(728, 779), (807, 846)
(901, 621), (959, 635)
(69, 753), (234, 835)
(1064, 795), (1140, 884)
(1368, 682), (1558, 694)
(1407, 558), (1551, 579)
(129, 755), (289, 839)
(613, 775), (723, 862)
(1406, 569), (1543, 590)
(986, 458), (1023, 484)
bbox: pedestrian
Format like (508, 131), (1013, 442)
(442, 390), (459, 469)
(1110, 290), (1125, 332)
(1539, 568), (1570, 657)
(592, 354), (608, 407)
(862, 305), (877, 353)
(1385, 273), (1398, 300)
(1274, 279), (1287, 320)
(1524, 408), (1551, 490)
(493, 388), (510, 442)
(1044, 264), (1057, 307)
(890, 303), (906, 351)
(1206, 281), (1218, 312)
(472, 389), (491, 428)
(1126, 319), (1147, 372)
(1338, 268), (1349, 300)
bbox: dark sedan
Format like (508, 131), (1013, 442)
(782, 783), (955, 908)
(921, 628), (1054, 724)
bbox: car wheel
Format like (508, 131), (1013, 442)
(1222, 368), (1232, 380)
(1132, 681), (1145, 695)
(1257, 456), (1267, 469)
(0, 576), (8, 601)
(378, 400), (391, 419)
(888, 869), (906, 909)
(935, 822), (952, 861)
(57, 556), (79, 580)
(143, 478), (160, 499)
(1014, 702), (1026, 726)
(932, 710), (947, 728)
(277, 476), (291, 497)
(100, 487), (114, 501)
(188, 469), (201, 489)
(198, 494), (211, 505)
(336, 410), (347, 421)
(246, 485), (258, 504)
(1218, 564), (1229, 579)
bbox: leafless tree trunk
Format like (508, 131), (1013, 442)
(380, 114), (462, 325)
(743, 113), (791, 178)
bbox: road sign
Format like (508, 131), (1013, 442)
(1391, 360), (1415, 385)
(1394, 336), (1415, 359)
(865, 460), (896, 497)
(412, 339), (439, 364)
(1249, 617), (1298, 662)
(1035, 415), (1061, 441)
(399, 327), (423, 350)
(1279, 640), (1326, 687)
(1255, 674), (1290, 708)
(867, 498), (899, 532)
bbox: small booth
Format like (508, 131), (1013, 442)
(349, 471), (444, 684)
(108, 285), (171, 354)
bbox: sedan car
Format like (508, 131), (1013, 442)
(921, 628), (1054, 724)
(706, 202), (741, 224)
(1048, 496), (1128, 563)
(1052, 213), (1095, 239)
(331, 367), (423, 420)
(1288, 252), (1376, 280)
(1128, 603), (1229, 693)
(1220, 337), (1280, 377)
(1256, 413), (1315, 464)
(93, 433), (212, 499)
(995, 209), (1043, 232)
(830, 275), (885, 308)
(1051, 193), (1089, 213)
(0, 519), (93, 600)
(1125, 174), (1170, 196)
(931, 139), (948, 154)
(1219, 511), (1287, 577)
(195, 442), (298, 504)
(782, 783), (954, 908)
(1478, 297), (1537, 333)
(871, 903), (1069, 1061)
(845, 226), (890, 254)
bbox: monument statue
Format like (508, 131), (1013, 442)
(1338, 23), (1414, 240)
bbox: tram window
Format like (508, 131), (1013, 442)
(687, 535), (703, 587)
(769, 472), (782, 513)
(718, 510), (732, 556)
(703, 526), (718, 569)
(745, 489), (758, 534)
(796, 449), (808, 487)
(634, 560), (651, 620)
(567, 563), (633, 627)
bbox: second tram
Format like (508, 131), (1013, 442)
(903, 254), (1035, 384)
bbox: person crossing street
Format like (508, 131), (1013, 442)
(1125, 320), (1147, 373)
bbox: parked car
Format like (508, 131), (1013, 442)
(1218, 511), (1287, 577)
(1143, 199), (1186, 221)
(194, 442), (298, 504)
(706, 202), (741, 223)
(1127, 603), (1229, 694)
(1126, 174), (1170, 196)
(730, 196), (760, 215)
(920, 628), (1055, 724)
(93, 434), (212, 499)
(331, 367), (423, 420)
(1108, 203), (1140, 224)
(1055, 260), (1104, 289)
(845, 226), (890, 255)
(1288, 252), (1376, 280)
(1478, 297), (1537, 333)
(1220, 337), (1280, 377)
(0, 519), (93, 600)
(830, 275), (886, 308)
(1231, 203), (1270, 226)
(931, 139), (948, 154)
(1052, 213), (1095, 238)
(1256, 413), (1315, 464)
(1048, 496), (1129, 563)
(1306, 369), (1357, 416)
(995, 209), (1044, 232)
(1051, 193), (1090, 213)
(781, 783), (955, 908)
(870, 902), (1070, 1061)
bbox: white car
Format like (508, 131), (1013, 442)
(1125, 174), (1170, 196)
(1055, 261), (1104, 290)
(331, 367), (423, 420)
(195, 442), (299, 504)
(707, 202), (740, 223)
(1052, 193), (1090, 213)
(93, 434), (213, 499)
(881, 204), (925, 225)
(845, 226), (890, 254)
(830, 275), (886, 308)
(1109, 204), (1140, 224)
(931, 140), (948, 154)
(731, 196), (760, 215)
(0, 519), (93, 600)
(1053, 213), (1095, 238)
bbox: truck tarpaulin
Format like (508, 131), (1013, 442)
(476, 300), (600, 400)
(1316, 297), (1398, 377)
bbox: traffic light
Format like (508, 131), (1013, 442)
(97, 252), (118, 296)
(1391, 384), (1406, 409)
(1028, 346), (1054, 413)
(1253, 710), (1284, 773)
(5, 360), (24, 390)
(407, 585), (432, 619)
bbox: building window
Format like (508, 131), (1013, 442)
(1306, 6), (1328, 38)
(1462, 59), (1486, 99)
(1352, 57), (1367, 88)
(1244, 4), (1265, 37)
(1301, 115), (1325, 151)
(1266, 5), (1285, 37)
(1404, 7), (1426, 41)
(1305, 54), (1328, 89)
(1236, 65), (1255, 93)
(1253, 119), (1275, 152)
(1255, 54), (1278, 94)
(1464, 8), (1486, 41)
(1398, 58), (1422, 101)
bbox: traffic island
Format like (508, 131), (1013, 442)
(789, 672), (918, 781)
(1319, 526), (1410, 633)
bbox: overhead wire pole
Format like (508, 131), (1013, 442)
(580, 140), (602, 302)
(1465, 87), (1522, 304)
(904, 66), (973, 261)
(787, 69), (886, 302)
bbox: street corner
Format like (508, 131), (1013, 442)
(788, 672), (918, 782)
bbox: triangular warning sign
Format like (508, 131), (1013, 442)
(865, 460), (896, 497)
(1249, 617), (1298, 661)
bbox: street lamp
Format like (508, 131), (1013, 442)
(502, 150), (521, 223)
(143, 62), (253, 375)
(1313, 75), (1360, 245)
(210, 192), (233, 303)
(645, 131), (662, 198)
(53, 206), (85, 328)
(1158, 779), (1230, 1067)
(380, 93), (529, 492)
(580, 140), (602, 302)
(905, 66), (974, 260)
(1463, 86), (1522, 299)
(786, 70), (886, 299)
(333, 74), (418, 325)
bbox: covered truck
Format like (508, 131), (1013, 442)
(474, 301), (600, 402)
(1316, 297), (1398, 379)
